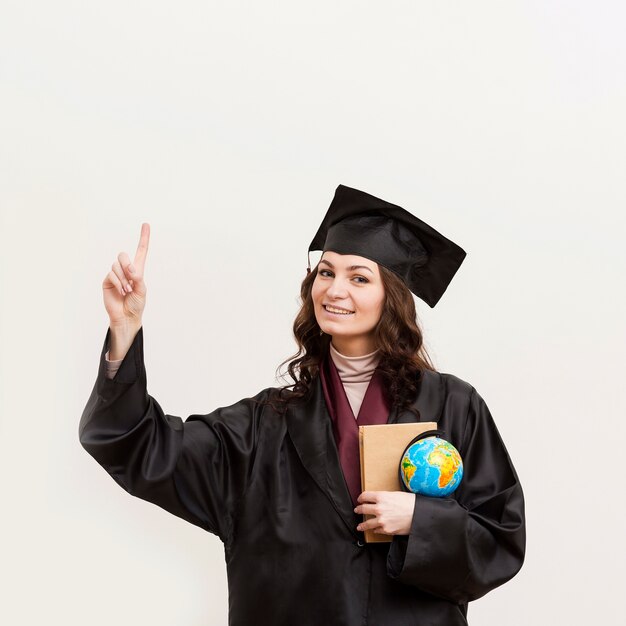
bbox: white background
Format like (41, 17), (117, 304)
(1, 1), (625, 624)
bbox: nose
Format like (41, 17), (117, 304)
(325, 276), (350, 300)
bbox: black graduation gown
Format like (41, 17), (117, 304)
(79, 327), (526, 626)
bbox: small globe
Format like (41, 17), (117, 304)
(400, 436), (463, 497)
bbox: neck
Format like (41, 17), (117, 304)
(329, 337), (377, 357)
(329, 342), (380, 384)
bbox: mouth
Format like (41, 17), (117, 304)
(323, 304), (355, 316)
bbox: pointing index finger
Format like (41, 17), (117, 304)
(134, 222), (150, 272)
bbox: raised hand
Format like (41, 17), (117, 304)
(102, 223), (150, 329)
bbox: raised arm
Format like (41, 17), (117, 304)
(79, 325), (264, 542)
(81, 223), (262, 541)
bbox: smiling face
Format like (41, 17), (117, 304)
(310, 250), (386, 356)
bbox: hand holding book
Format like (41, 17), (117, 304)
(358, 422), (437, 543)
(354, 491), (416, 535)
(357, 423), (465, 543)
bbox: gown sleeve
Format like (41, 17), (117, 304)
(386, 385), (526, 604)
(78, 326), (264, 543)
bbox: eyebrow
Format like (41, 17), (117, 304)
(318, 259), (374, 275)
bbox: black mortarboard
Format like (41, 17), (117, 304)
(307, 184), (467, 308)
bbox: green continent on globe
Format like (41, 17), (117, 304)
(402, 457), (416, 482)
(427, 444), (462, 488)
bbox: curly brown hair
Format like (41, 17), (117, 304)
(259, 262), (437, 418)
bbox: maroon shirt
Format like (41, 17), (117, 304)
(319, 350), (392, 506)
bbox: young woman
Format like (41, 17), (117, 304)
(79, 184), (526, 626)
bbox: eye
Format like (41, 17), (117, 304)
(319, 269), (333, 277)
(353, 276), (369, 284)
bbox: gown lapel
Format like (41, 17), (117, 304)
(286, 372), (359, 537)
(286, 362), (445, 538)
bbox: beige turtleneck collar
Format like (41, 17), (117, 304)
(329, 342), (381, 419)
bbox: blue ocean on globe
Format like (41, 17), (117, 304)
(400, 436), (463, 497)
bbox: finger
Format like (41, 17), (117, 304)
(357, 491), (379, 504)
(105, 270), (127, 298)
(357, 518), (383, 532)
(117, 252), (135, 289)
(133, 222), (150, 274)
(354, 504), (379, 515)
(112, 259), (132, 294)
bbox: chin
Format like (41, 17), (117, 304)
(317, 323), (337, 337)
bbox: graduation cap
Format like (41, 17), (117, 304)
(307, 184), (467, 308)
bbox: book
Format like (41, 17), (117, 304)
(358, 421), (438, 543)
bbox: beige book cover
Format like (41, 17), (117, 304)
(358, 422), (438, 543)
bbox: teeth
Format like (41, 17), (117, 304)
(325, 305), (354, 315)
